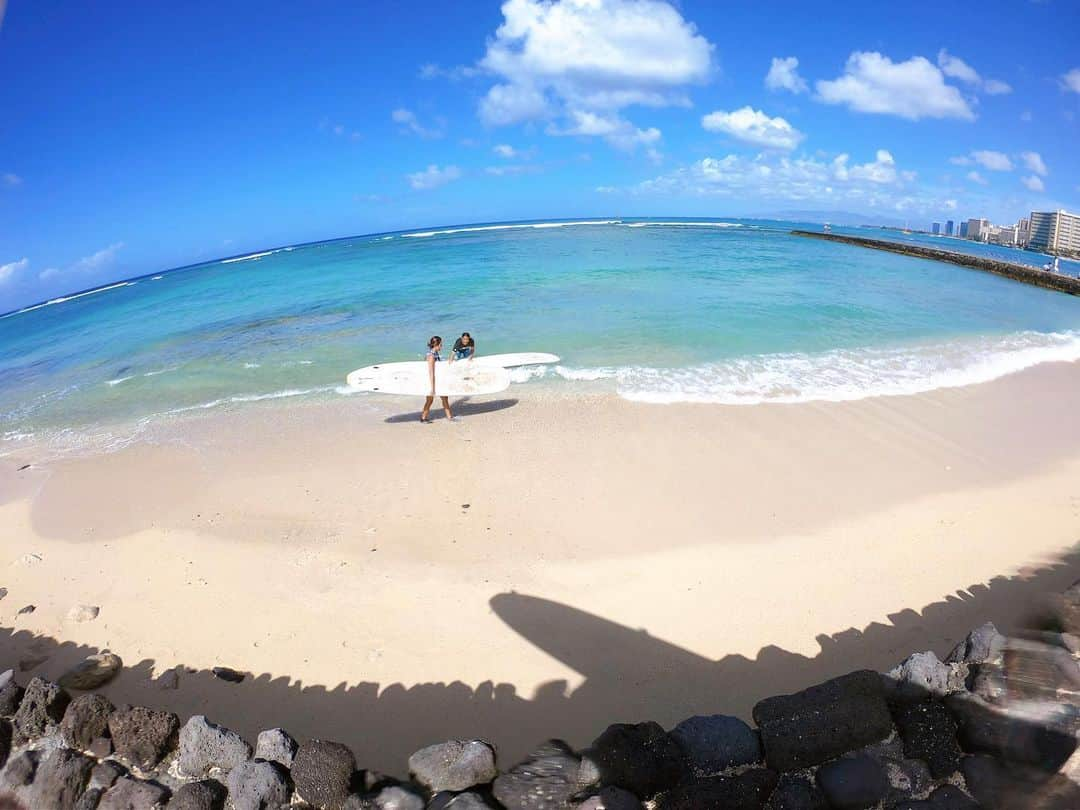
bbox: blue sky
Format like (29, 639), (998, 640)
(2, 0), (1079, 311)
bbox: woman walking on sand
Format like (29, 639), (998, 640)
(421, 336), (453, 423)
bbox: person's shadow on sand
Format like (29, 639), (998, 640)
(383, 397), (519, 423)
(0, 547), (1078, 775)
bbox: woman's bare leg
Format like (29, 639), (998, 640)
(441, 396), (453, 420)
(421, 396), (434, 422)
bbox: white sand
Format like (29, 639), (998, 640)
(2, 361), (1079, 773)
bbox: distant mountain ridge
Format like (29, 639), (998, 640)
(763, 209), (912, 228)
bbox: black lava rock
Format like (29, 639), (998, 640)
(893, 784), (981, 809)
(1, 750), (39, 790)
(891, 699), (962, 778)
(581, 721), (687, 799)
(226, 759), (291, 810)
(0, 671), (24, 717)
(669, 714), (762, 773)
(107, 705), (180, 771)
(0, 718), (11, 770)
(29, 748), (95, 810)
(291, 739), (357, 809)
(409, 740), (498, 793)
(946, 692), (1077, 771)
(574, 786), (643, 809)
(61, 693), (115, 751)
(654, 769), (779, 810)
(89, 760), (127, 791)
(764, 774), (828, 809)
(166, 778), (228, 810)
(12, 675), (69, 743)
(97, 776), (171, 809)
(752, 670), (893, 771)
(211, 666), (245, 683)
(815, 755), (889, 810)
(492, 739), (583, 809)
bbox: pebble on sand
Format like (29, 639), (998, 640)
(67, 605), (101, 623)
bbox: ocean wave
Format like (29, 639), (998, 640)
(221, 250), (274, 264)
(3, 281), (137, 319)
(551, 331), (1080, 404)
(403, 220), (622, 239)
(243, 362), (261, 369)
(105, 376), (134, 387)
(164, 386), (337, 415)
(623, 221), (743, 229)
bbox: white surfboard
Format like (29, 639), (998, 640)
(346, 361), (511, 396)
(469, 352), (560, 367)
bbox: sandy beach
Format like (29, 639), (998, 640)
(2, 362), (1080, 774)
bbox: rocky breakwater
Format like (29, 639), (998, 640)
(791, 230), (1080, 297)
(1, 583), (1079, 809)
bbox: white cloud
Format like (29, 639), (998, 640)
(936, 49), (979, 84)
(1020, 151), (1048, 176)
(493, 144), (517, 158)
(419, 63), (481, 81)
(478, 0), (713, 149)
(73, 242), (125, 273)
(966, 171), (988, 185)
(548, 109), (662, 152)
(1022, 175), (1045, 192)
(816, 51), (975, 120)
(1061, 68), (1080, 94)
(626, 148), (927, 212)
(949, 155), (972, 166)
(391, 108), (444, 139)
(0, 257), (29, 285)
(846, 150), (898, 184)
(765, 57), (807, 94)
(970, 150), (1012, 171)
(407, 164), (462, 190)
(3, 173), (21, 187)
(937, 49), (1011, 95)
(702, 106), (804, 150)
(485, 164), (541, 176)
(38, 267), (60, 281)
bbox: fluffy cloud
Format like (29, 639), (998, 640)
(937, 50), (1011, 95)
(391, 108), (444, 139)
(1022, 175), (1045, 192)
(627, 148), (935, 213)
(1061, 68), (1080, 94)
(816, 51), (975, 120)
(493, 143), (517, 158)
(407, 164), (462, 190)
(967, 171), (988, 185)
(765, 57), (807, 94)
(702, 107), (804, 150)
(970, 150), (1012, 171)
(72, 242), (125, 273)
(478, 0), (713, 150)
(0, 257), (29, 285)
(1020, 151), (1048, 176)
(3, 173), (21, 187)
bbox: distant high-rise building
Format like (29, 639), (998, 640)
(932, 222), (941, 234)
(1028, 210), (1080, 258)
(1017, 218), (1030, 247)
(945, 220), (954, 236)
(966, 218), (990, 242)
(959, 221), (969, 238)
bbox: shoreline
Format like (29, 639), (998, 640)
(2, 362), (1080, 771)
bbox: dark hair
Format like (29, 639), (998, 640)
(428, 335), (442, 348)
(461, 332), (472, 343)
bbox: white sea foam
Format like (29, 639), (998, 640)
(151, 275), (164, 280)
(549, 331), (1080, 404)
(623, 221), (743, 228)
(403, 220), (622, 239)
(143, 366), (179, 377)
(105, 376), (134, 387)
(243, 362), (260, 369)
(221, 250), (274, 264)
(3, 281), (138, 319)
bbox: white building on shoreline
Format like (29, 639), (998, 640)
(1028, 210), (1080, 258)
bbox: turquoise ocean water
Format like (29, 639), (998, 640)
(2, 218), (1079, 455)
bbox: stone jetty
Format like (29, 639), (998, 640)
(792, 230), (1080, 297)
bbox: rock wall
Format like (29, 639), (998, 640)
(791, 231), (1080, 297)
(2, 583), (1080, 809)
